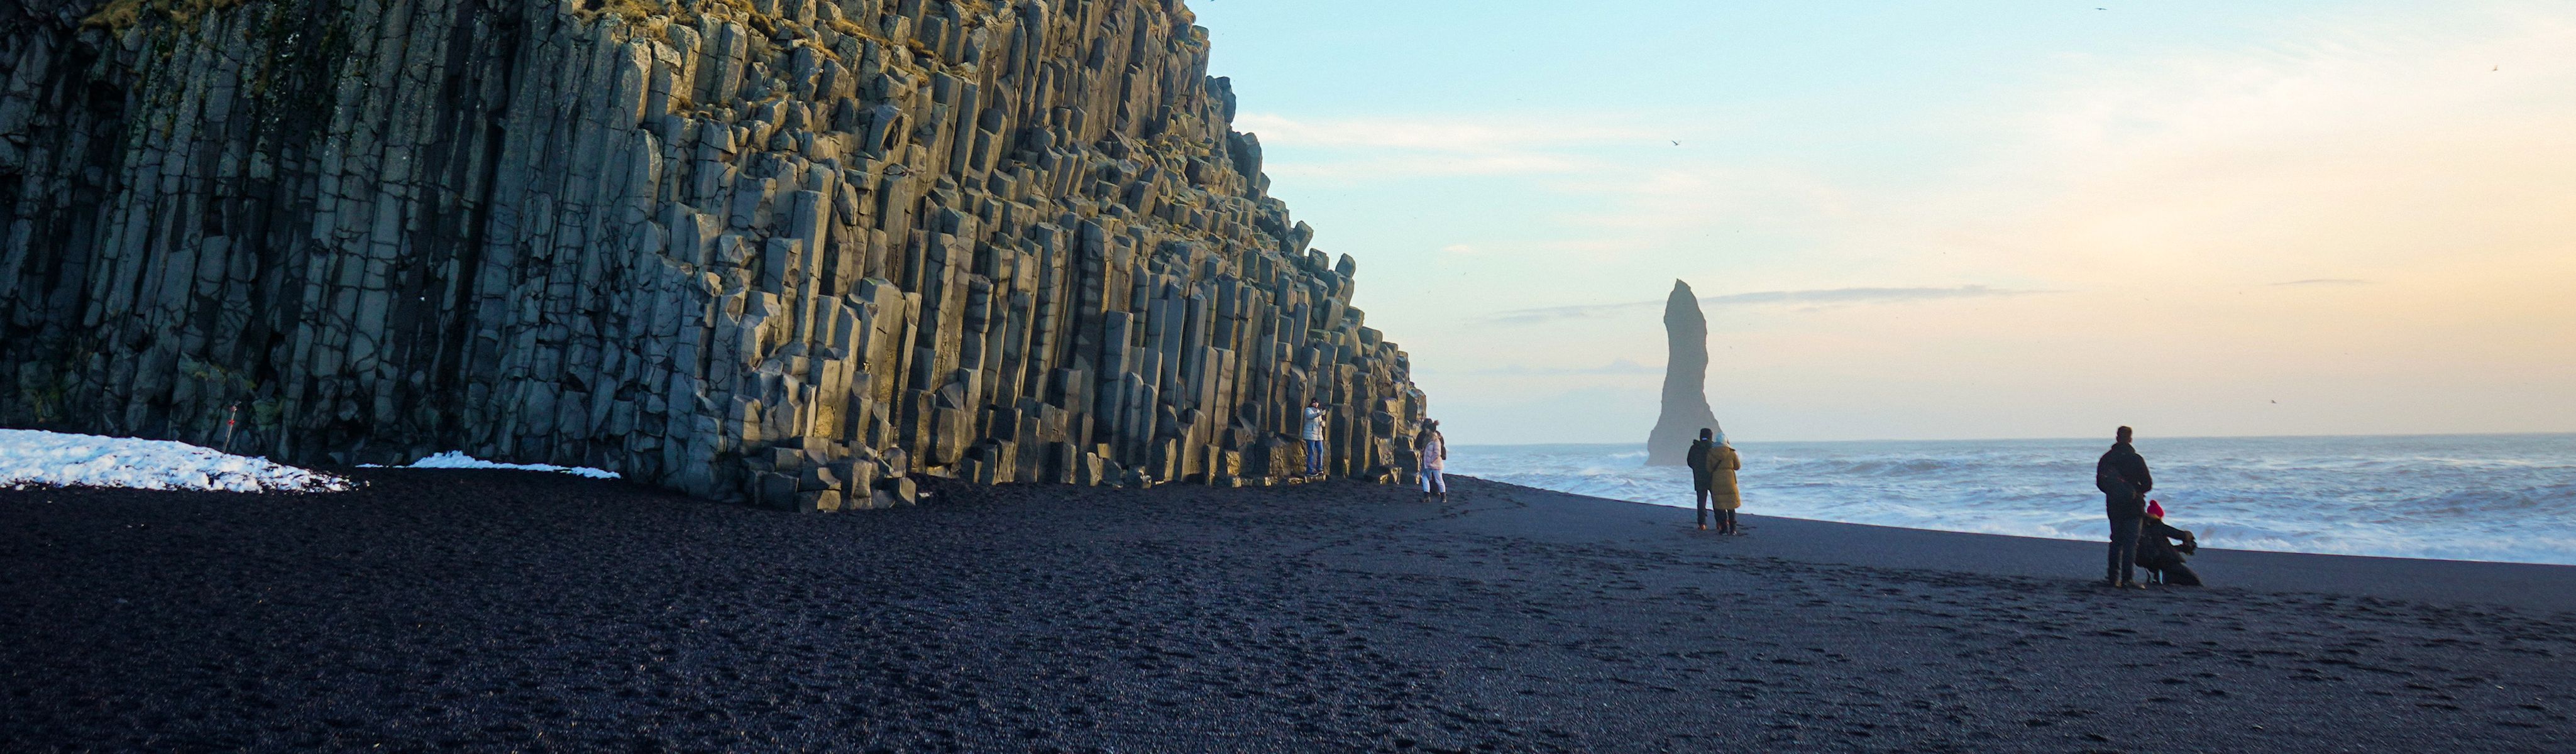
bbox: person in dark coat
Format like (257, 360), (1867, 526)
(2137, 500), (2202, 586)
(1685, 427), (1744, 533)
(2095, 426), (2154, 588)
(1686, 429), (1716, 531)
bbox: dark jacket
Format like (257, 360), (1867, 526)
(2137, 516), (2195, 569)
(2095, 442), (2153, 518)
(1686, 439), (1714, 477)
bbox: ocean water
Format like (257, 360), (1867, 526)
(1443, 434), (2576, 566)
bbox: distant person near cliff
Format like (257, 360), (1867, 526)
(2137, 500), (2203, 586)
(1416, 420), (1448, 503)
(2096, 426), (2155, 589)
(1687, 427), (1745, 533)
(1303, 400), (1329, 478)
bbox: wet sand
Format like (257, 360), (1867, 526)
(3, 472), (2572, 752)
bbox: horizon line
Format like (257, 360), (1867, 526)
(1448, 430), (2576, 447)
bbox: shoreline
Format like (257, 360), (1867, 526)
(5, 470), (2572, 751)
(1450, 477), (2576, 615)
(1446, 434), (2576, 571)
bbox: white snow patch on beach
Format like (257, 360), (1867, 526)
(0, 429), (355, 493)
(365, 451), (620, 479)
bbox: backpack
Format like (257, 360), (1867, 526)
(2094, 457), (2128, 495)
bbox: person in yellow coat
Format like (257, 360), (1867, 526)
(1685, 427), (1745, 533)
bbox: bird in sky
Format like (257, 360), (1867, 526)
(1670, 140), (1680, 146)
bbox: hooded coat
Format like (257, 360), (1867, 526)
(1688, 440), (1744, 510)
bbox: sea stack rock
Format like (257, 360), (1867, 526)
(1645, 280), (1721, 466)
(0, 0), (1429, 508)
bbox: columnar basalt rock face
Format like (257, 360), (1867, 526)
(1645, 280), (1719, 466)
(0, 0), (1429, 508)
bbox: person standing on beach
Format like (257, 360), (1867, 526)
(2096, 426), (2155, 589)
(1302, 400), (1329, 478)
(1415, 420), (1448, 503)
(1687, 428), (1744, 533)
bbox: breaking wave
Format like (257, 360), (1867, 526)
(1445, 434), (2576, 566)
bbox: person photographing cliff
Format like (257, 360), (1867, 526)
(1415, 420), (1448, 503)
(2096, 426), (2154, 589)
(2137, 500), (2203, 586)
(1302, 400), (1329, 478)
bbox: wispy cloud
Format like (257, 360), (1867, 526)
(1704, 285), (2056, 307)
(1464, 358), (1665, 376)
(2271, 278), (2372, 287)
(1236, 113), (1658, 151)
(1475, 285), (2057, 324)
(1476, 301), (1653, 325)
(1984, 6), (2576, 283)
(1235, 112), (1668, 181)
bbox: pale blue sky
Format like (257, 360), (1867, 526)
(1194, 1), (2576, 444)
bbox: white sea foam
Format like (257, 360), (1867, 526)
(0, 429), (355, 493)
(363, 451), (620, 479)
(1447, 434), (2576, 566)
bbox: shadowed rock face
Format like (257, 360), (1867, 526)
(0, 0), (1428, 508)
(1645, 280), (1719, 466)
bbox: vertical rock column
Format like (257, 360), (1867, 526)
(0, 0), (1431, 510)
(1646, 280), (1721, 466)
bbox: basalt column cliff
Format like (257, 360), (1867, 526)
(0, 0), (1428, 508)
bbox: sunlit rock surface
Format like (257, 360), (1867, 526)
(0, 0), (1428, 508)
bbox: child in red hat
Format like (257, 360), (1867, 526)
(2137, 500), (2200, 585)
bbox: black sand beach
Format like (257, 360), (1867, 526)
(4, 473), (2573, 753)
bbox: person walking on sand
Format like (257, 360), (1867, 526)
(2096, 426), (2154, 589)
(1687, 427), (1744, 533)
(1415, 420), (1448, 503)
(1302, 400), (1329, 478)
